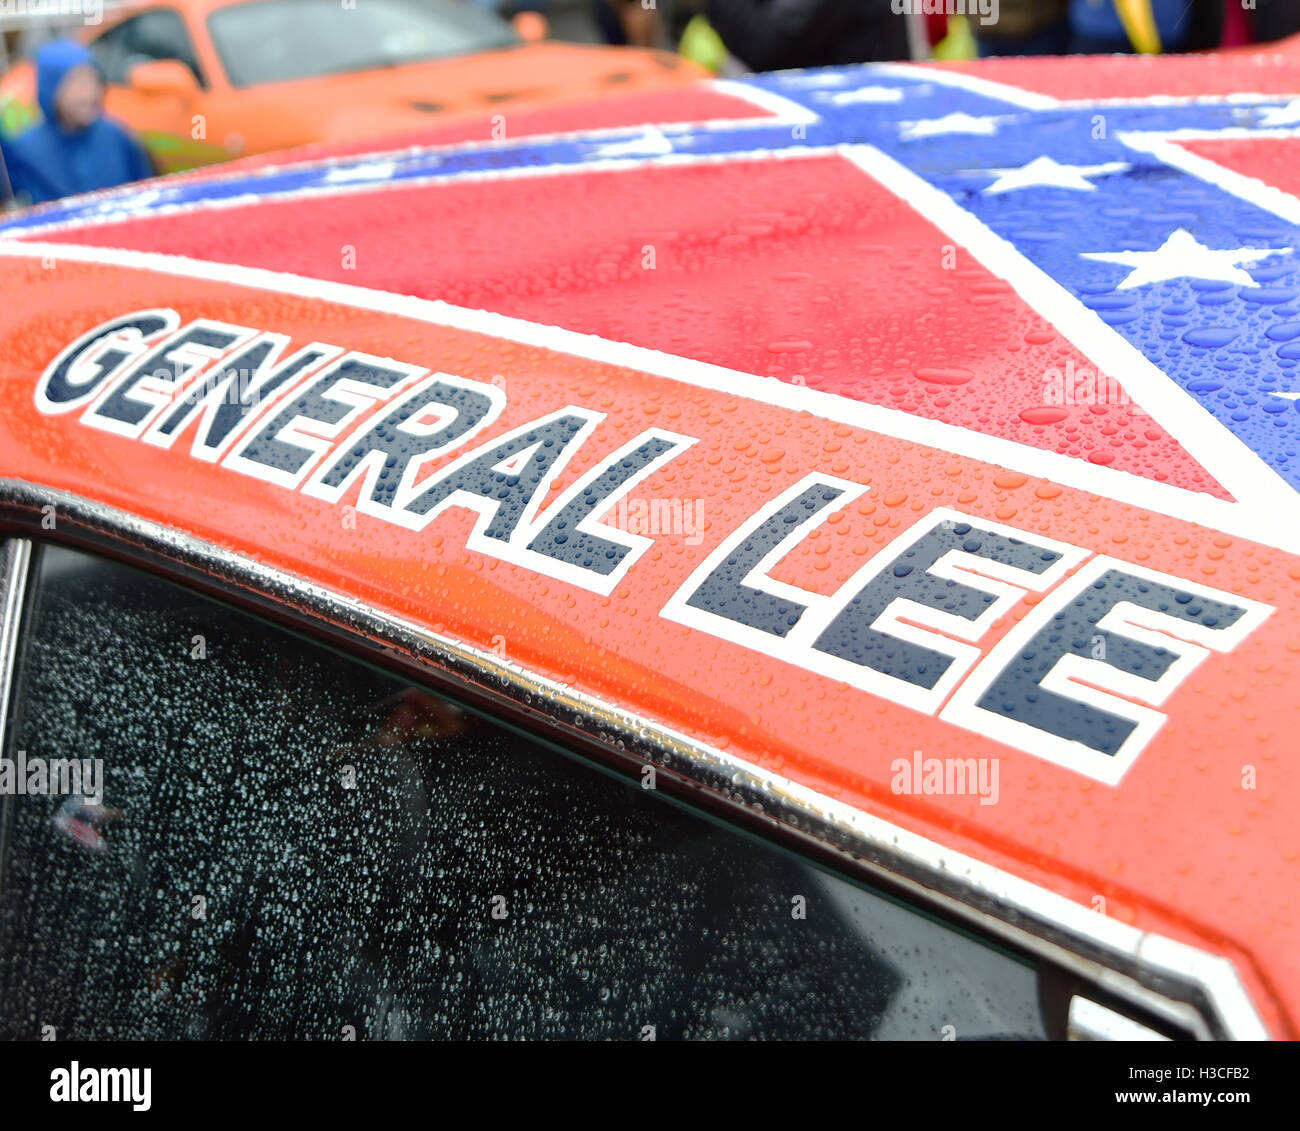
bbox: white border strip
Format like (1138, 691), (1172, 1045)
(3, 235), (1298, 557)
(838, 143), (1300, 552)
(1120, 127), (1300, 225)
(867, 62), (1061, 110)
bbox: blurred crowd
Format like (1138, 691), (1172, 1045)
(3, 0), (1300, 210)
(515, 0), (1300, 65)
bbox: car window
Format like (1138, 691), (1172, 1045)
(207, 0), (519, 88)
(89, 8), (205, 87)
(87, 19), (135, 85)
(0, 543), (1049, 1040)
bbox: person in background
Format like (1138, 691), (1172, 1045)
(1066, 0), (1190, 52)
(975, 0), (1070, 55)
(593, 0), (662, 48)
(978, 0), (1242, 55)
(1250, 0), (1300, 43)
(5, 40), (154, 207)
(705, 0), (908, 70)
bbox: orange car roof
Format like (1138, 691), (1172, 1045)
(3, 49), (1300, 1036)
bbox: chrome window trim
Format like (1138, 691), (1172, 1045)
(1068, 996), (1172, 1042)
(0, 536), (31, 773)
(0, 478), (1272, 1040)
(0, 535), (32, 908)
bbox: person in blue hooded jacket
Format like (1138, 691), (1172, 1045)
(5, 40), (154, 206)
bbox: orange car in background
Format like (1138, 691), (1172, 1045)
(0, 0), (702, 173)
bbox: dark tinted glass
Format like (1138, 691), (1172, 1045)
(128, 9), (203, 82)
(90, 9), (202, 86)
(88, 20), (134, 85)
(207, 0), (519, 88)
(0, 544), (1047, 1040)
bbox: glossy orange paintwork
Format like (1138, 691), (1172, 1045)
(1, 50), (1299, 1036)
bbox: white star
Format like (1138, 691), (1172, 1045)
(1081, 228), (1292, 290)
(90, 188), (165, 215)
(1257, 99), (1300, 127)
(899, 112), (1002, 141)
(964, 155), (1130, 195)
(777, 72), (853, 89)
(592, 127), (674, 158)
(819, 85), (905, 106)
(1272, 391), (1300, 400)
(324, 161), (397, 184)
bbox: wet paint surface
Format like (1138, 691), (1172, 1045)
(3, 51), (1300, 1033)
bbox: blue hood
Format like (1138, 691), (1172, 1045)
(35, 40), (104, 132)
(4, 38), (152, 204)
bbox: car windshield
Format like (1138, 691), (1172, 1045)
(207, 0), (520, 88)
